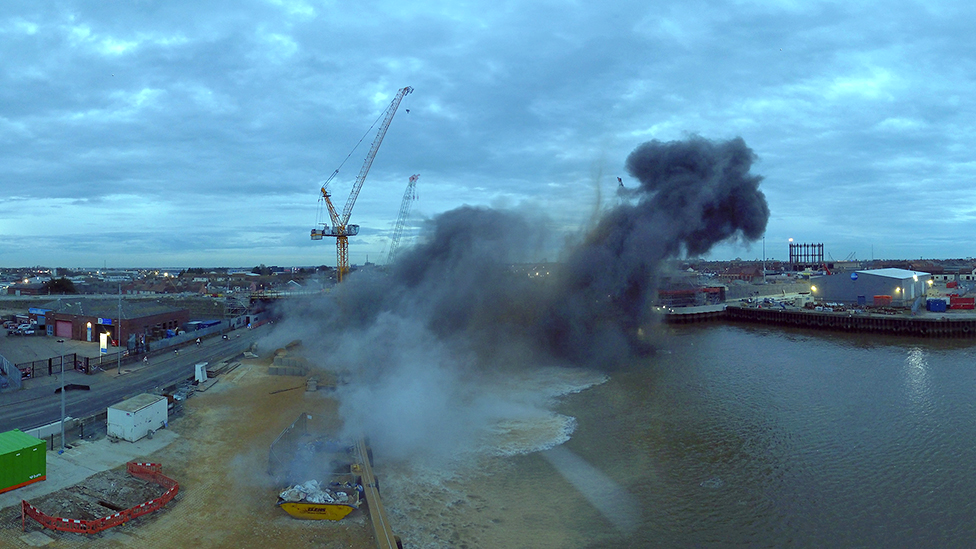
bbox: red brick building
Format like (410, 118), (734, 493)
(41, 299), (190, 347)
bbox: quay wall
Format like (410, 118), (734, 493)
(722, 306), (976, 338)
(664, 309), (727, 324)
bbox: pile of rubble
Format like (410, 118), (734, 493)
(278, 479), (360, 506)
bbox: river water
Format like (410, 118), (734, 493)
(380, 323), (976, 548)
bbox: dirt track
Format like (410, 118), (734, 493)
(5, 358), (375, 548)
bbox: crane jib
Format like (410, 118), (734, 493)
(340, 86), (413, 226)
(311, 86), (413, 283)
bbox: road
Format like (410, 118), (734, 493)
(0, 326), (266, 434)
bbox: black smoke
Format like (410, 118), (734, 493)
(309, 135), (768, 370)
(539, 135), (769, 365)
(272, 136), (768, 461)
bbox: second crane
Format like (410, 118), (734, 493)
(311, 86), (413, 282)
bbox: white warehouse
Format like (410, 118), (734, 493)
(811, 268), (931, 307)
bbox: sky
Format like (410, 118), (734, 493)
(1, 0), (974, 268)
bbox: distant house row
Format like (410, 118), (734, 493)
(3, 270), (330, 297)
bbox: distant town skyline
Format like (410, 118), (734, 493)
(4, 253), (975, 275)
(2, 2), (975, 267)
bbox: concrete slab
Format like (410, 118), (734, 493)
(195, 378), (219, 392)
(18, 531), (55, 547)
(228, 365), (252, 384)
(100, 530), (138, 543)
(0, 332), (115, 366)
(0, 429), (179, 512)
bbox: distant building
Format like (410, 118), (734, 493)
(42, 299), (190, 348)
(811, 268), (931, 307)
(927, 268), (976, 283)
(5, 283), (47, 296)
(99, 271), (137, 282)
(718, 265), (763, 283)
(657, 269), (727, 307)
(658, 286), (726, 307)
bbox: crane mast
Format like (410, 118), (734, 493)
(311, 86), (413, 282)
(387, 174), (419, 264)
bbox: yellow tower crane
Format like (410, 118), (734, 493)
(311, 86), (413, 282)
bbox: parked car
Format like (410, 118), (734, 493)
(7, 323), (36, 335)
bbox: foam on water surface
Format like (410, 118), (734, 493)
(375, 364), (610, 548)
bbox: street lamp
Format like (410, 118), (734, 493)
(762, 236), (766, 284)
(58, 338), (65, 453)
(117, 284), (123, 375)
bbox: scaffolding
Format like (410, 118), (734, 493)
(789, 242), (824, 270)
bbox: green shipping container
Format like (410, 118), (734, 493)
(0, 429), (46, 494)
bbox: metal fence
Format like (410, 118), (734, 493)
(0, 353), (21, 391)
(148, 321), (228, 352)
(21, 462), (179, 535)
(14, 353), (87, 379)
(83, 352), (140, 374)
(268, 412), (310, 480)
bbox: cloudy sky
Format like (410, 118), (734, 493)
(1, 1), (974, 268)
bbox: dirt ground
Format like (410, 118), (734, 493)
(2, 355), (376, 548)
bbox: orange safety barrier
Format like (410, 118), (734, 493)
(22, 462), (179, 535)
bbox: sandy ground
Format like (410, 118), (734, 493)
(2, 357), (376, 548)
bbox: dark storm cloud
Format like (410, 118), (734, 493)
(2, 1), (976, 266)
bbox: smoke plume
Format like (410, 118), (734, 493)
(540, 135), (769, 364)
(271, 136), (769, 463)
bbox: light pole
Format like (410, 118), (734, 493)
(762, 236), (766, 284)
(58, 338), (65, 453)
(117, 283), (122, 375)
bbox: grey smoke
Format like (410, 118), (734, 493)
(274, 135), (768, 461)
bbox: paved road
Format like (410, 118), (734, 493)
(0, 326), (267, 433)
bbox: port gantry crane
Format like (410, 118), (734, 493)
(311, 86), (413, 282)
(386, 174), (420, 264)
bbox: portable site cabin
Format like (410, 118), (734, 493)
(0, 429), (46, 494)
(107, 393), (168, 442)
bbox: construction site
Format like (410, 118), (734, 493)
(0, 340), (396, 548)
(0, 86), (425, 549)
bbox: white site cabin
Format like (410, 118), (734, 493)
(107, 393), (168, 442)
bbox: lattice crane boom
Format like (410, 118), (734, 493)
(321, 187), (342, 229)
(341, 86), (414, 227)
(387, 174), (419, 264)
(311, 86), (413, 282)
